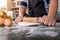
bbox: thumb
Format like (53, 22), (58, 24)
(38, 17), (42, 23)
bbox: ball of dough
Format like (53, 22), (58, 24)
(4, 19), (12, 26)
(0, 17), (4, 26)
(0, 10), (7, 18)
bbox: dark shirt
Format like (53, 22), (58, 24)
(20, 0), (48, 17)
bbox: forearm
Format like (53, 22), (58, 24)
(19, 7), (26, 17)
(48, 0), (58, 18)
(19, 0), (27, 17)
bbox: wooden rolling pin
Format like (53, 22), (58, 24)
(23, 17), (40, 23)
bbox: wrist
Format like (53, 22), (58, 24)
(19, 15), (24, 18)
(48, 11), (57, 19)
(48, 14), (56, 19)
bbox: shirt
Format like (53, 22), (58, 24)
(20, 0), (47, 17)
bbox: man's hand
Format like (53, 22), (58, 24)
(15, 16), (23, 23)
(39, 15), (56, 26)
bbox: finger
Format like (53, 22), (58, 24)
(15, 19), (18, 23)
(52, 20), (56, 26)
(40, 15), (46, 23)
(44, 18), (49, 25)
(15, 18), (17, 23)
(38, 18), (45, 25)
(15, 18), (20, 23)
(48, 20), (53, 26)
(41, 18), (45, 23)
(43, 15), (47, 17)
(37, 17), (42, 23)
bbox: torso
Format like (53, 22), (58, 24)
(26, 0), (47, 17)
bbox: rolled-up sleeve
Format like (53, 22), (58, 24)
(20, 0), (27, 8)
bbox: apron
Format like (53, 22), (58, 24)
(25, 0), (47, 17)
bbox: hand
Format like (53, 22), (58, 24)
(15, 16), (23, 23)
(39, 15), (56, 26)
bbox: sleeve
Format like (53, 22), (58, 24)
(20, 0), (27, 8)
